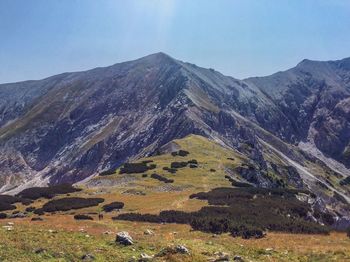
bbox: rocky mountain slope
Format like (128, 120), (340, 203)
(0, 53), (349, 213)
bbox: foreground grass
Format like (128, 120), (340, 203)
(1, 216), (350, 262)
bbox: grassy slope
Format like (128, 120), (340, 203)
(1, 135), (350, 261)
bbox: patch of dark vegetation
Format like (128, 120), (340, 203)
(170, 162), (188, 169)
(42, 197), (104, 212)
(340, 176), (350, 186)
(119, 162), (156, 174)
(31, 217), (43, 221)
(16, 184), (81, 200)
(74, 214), (93, 220)
(210, 169), (216, 172)
(0, 195), (32, 211)
(163, 167), (177, 174)
(33, 208), (45, 216)
(99, 169), (116, 176)
(142, 160), (154, 164)
(188, 159), (198, 165)
(102, 202), (125, 212)
(347, 227), (350, 238)
(142, 174), (148, 178)
(114, 187), (329, 238)
(151, 173), (174, 183)
(225, 175), (253, 188)
(0, 213), (7, 219)
(25, 206), (36, 212)
(227, 157), (235, 161)
(189, 164), (198, 168)
(171, 150), (190, 157)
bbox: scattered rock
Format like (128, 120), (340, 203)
(156, 245), (190, 257)
(144, 229), (154, 235)
(48, 229), (58, 234)
(116, 231), (134, 245)
(233, 255), (244, 261)
(9, 212), (27, 218)
(34, 248), (46, 254)
(139, 253), (153, 261)
(213, 252), (230, 261)
(175, 245), (190, 254)
(103, 230), (114, 235)
(7, 222), (14, 226)
(2, 225), (14, 231)
(81, 253), (95, 261)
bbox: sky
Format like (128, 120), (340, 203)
(0, 0), (350, 83)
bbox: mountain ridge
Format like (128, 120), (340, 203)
(0, 53), (349, 221)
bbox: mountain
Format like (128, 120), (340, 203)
(0, 53), (349, 217)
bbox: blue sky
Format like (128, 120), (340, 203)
(0, 0), (350, 83)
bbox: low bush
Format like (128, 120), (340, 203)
(151, 173), (174, 183)
(171, 150), (190, 157)
(163, 167), (177, 173)
(188, 159), (198, 165)
(25, 206), (36, 212)
(74, 214), (93, 220)
(189, 164), (198, 168)
(0, 213), (7, 219)
(210, 169), (216, 172)
(99, 169), (116, 176)
(16, 184), (81, 200)
(0, 195), (32, 211)
(114, 187), (329, 238)
(119, 162), (157, 174)
(102, 202), (125, 212)
(142, 174), (148, 178)
(33, 208), (45, 215)
(171, 162), (188, 169)
(42, 197), (104, 212)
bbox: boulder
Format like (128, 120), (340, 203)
(116, 231), (134, 245)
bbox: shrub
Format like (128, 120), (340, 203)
(210, 169), (216, 172)
(74, 214), (93, 220)
(119, 162), (157, 174)
(0, 213), (7, 219)
(34, 208), (45, 215)
(102, 202), (125, 212)
(16, 184), (81, 200)
(151, 173), (174, 183)
(189, 164), (198, 168)
(171, 150), (190, 157)
(188, 159), (198, 165)
(171, 162), (188, 169)
(42, 197), (104, 212)
(163, 167), (177, 173)
(114, 187), (329, 237)
(99, 169), (116, 176)
(25, 206), (36, 212)
(0, 195), (32, 211)
(142, 174), (148, 177)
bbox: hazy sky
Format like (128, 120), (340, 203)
(1, 0), (350, 83)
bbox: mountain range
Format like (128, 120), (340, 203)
(0, 52), (349, 215)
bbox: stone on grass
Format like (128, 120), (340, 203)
(116, 231), (134, 245)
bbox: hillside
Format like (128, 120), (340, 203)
(0, 135), (349, 261)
